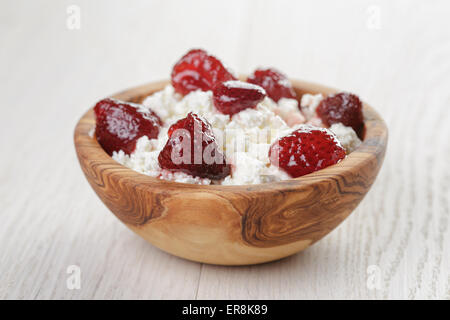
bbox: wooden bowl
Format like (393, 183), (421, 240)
(74, 79), (388, 265)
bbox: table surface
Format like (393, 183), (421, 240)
(1, 0), (449, 299)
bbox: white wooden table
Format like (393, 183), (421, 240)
(1, 0), (449, 299)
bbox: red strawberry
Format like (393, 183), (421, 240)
(213, 80), (266, 116)
(316, 92), (364, 137)
(247, 68), (296, 102)
(158, 112), (231, 179)
(94, 98), (161, 156)
(269, 125), (346, 178)
(171, 49), (236, 96)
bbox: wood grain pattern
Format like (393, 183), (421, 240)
(74, 80), (387, 265)
(1, 0), (449, 299)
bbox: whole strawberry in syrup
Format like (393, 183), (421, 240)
(247, 68), (296, 102)
(94, 98), (161, 156)
(171, 49), (236, 96)
(269, 125), (346, 178)
(158, 112), (231, 180)
(213, 80), (266, 116)
(316, 92), (364, 137)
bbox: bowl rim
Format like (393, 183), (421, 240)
(74, 79), (388, 194)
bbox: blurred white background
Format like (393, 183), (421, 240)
(0, 0), (449, 299)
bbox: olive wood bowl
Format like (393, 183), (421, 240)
(74, 79), (387, 265)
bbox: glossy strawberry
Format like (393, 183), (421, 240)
(247, 68), (296, 102)
(94, 98), (161, 156)
(213, 80), (266, 116)
(316, 92), (364, 137)
(269, 125), (346, 178)
(171, 49), (236, 96)
(158, 112), (231, 179)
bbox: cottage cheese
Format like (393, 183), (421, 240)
(111, 85), (361, 185)
(301, 93), (323, 120)
(329, 123), (362, 153)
